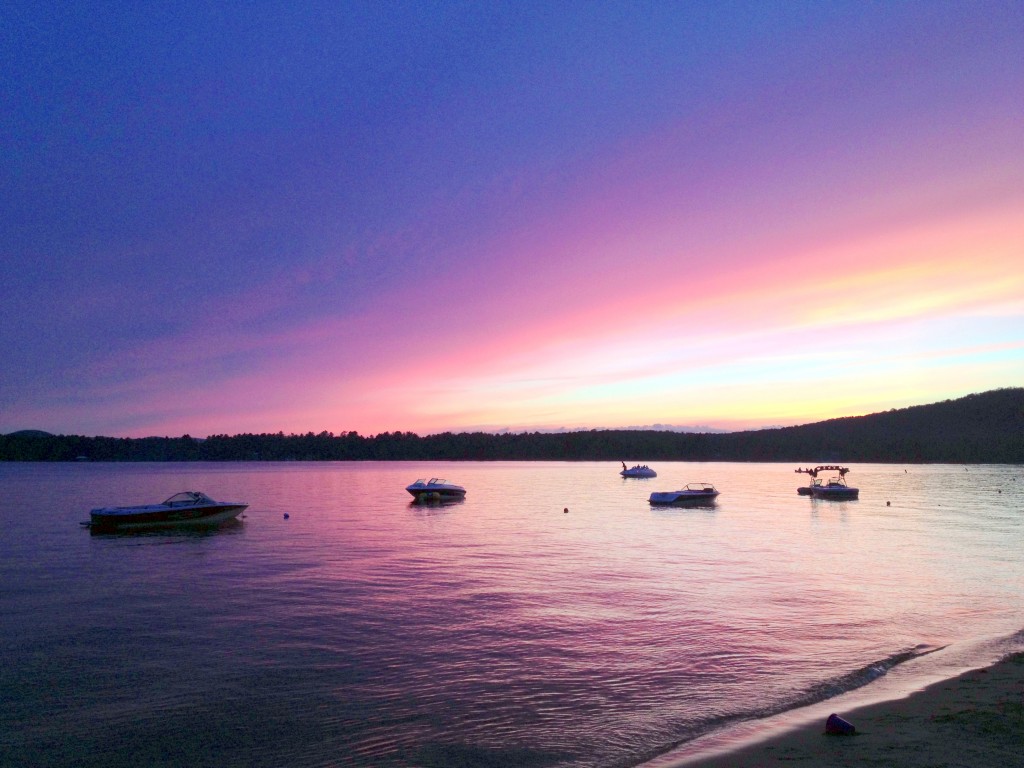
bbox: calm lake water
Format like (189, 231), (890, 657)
(2, 461), (1022, 768)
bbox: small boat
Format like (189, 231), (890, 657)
(88, 491), (248, 531)
(620, 463), (657, 478)
(406, 478), (466, 502)
(811, 475), (859, 500)
(649, 483), (720, 505)
(795, 466), (859, 500)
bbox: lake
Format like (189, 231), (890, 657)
(1, 461), (1022, 767)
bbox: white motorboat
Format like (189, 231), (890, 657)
(649, 483), (720, 505)
(88, 491), (248, 531)
(795, 466), (859, 500)
(406, 478), (467, 502)
(810, 475), (859, 500)
(620, 463), (657, 478)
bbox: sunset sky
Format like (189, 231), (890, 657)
(2, 1), (1022, 437)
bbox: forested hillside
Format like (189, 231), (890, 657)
(2, 388), (1021, 463)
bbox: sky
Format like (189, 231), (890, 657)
(2, 1), (1022, 438)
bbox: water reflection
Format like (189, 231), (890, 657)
(408, 497), (466, 508)
(2, 461), (1022, 768)
(649, 501), (718, 511)
(87, 518), (245, 538)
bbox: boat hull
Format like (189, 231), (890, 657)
(810, 487), (859, 500)
(405, 479), (466, 502)
(89, 503), (247, 531)
(407, 488), (466, 502)
(649, 490), (719, 505)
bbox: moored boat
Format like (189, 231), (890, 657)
(795, 466), (859, 500)
(621, 462), (657, 478)
(649, 483), (719, 505)
(406, 478), (466, 502)
(88, 491), (248, 531)
(811, 475), (859, 500)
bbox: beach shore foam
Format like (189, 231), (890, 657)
(666, 651), (1024, 767)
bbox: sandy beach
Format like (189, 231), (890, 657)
(681, 652), (1024, 768)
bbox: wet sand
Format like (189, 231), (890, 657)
(683, 652), (1024, 767)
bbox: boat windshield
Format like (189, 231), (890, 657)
(163, 491), (212, 506)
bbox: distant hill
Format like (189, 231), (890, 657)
(0, 388), (1021, 463)
(706, 388), (1024, 463)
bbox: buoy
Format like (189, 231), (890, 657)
(886, 501), (890, 506)
(283, 513), (290, 519)
(563, 507), (568, 513)
(825, 713), (856, 735)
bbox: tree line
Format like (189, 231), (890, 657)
(2, 388), (1021, 464)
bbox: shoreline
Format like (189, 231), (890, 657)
(660, 651), (1024, 767)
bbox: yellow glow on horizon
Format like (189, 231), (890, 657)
(80, 192), (1021, 438)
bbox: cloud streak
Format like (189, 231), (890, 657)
(2, 2), (1021, 436)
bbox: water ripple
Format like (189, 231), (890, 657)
(2, 461), (1023, 767)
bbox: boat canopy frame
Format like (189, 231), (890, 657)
(794, 465), (850, 478)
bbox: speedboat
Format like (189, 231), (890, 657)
(649, 483), (719, 505)
(406, 478), (467, 502)
(811, 475), (859, 500)
(88, 491), (248, 531)
(795, 466), (859, 499)
(620, 463), (657, 478)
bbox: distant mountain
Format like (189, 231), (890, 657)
(708, 388), (1024, 463)
(491, 423), (731, 434)
(1, 389), (1021, 463)
(622, 423), (732, 434)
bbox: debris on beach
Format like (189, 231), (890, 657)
(825, 713), (856, 735)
